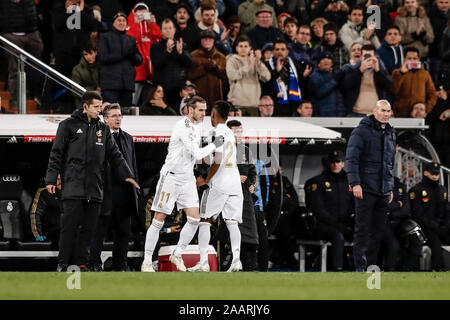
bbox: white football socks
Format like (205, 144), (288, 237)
(197, 222), (211, 264)
(226, 220), (241, 263)
(144, 219), (164, 262)
(173, 216), (200, 256)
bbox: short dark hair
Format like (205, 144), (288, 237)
(273, 39), (288, 48)
(349, 5), (364, 14)
(298, 24), (311, 32)
(235, 35), (251, 47)
(299, 100), (312, 108)
(386, 25), (401, 33)
(103, 103), (121, 117)
(81, 91), (102, 106)
(201, 5), (216, 14)
(213, 100), (231, 120)
(283, 17), (298, 27)
(226, 120), (242, 129)
(361, 44), (376, 53)
(161, 18), (175, 28)
(187, 96), (206, 109)
(405, 46), (420, 57)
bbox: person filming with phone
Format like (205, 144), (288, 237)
(391, 47), (437, 117)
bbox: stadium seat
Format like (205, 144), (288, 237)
(0, 174), (52, 250)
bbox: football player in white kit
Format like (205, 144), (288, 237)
(141, 96), (224, 272)
(188, 101), (244, 272)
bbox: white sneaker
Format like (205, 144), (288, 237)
(141, 261), (155, 272)
(227, 260), (243, 272)
(187, 261), (210, 272)
(169, 254), (187, 272)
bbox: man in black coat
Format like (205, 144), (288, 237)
(45, 91), (139, 271)
(409, 162), (449, 271)
(247, 6), (285, 51)
(345, 100), (396, 271)
(88, 103), (140, 271)
(97, 12), (143, 108)
(173, 2), (200, 53)
(150, 18), (193, 108)
(227, 120), (259, 271)
(307, 150), (354, 271)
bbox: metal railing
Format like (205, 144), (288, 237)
(397, 146), (450, 196)
(0, 35), (86, 114)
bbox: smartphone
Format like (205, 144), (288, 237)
(363, 53), (372, 60)
(407, 62), (421, 70)
(143, 12), (151, 20)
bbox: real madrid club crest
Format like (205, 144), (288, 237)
(410, 192), (415, 200)
(311, 183), (317, 191)
(422, 190), (427, 197)
(325, 181), (330, 188)
(398, 188), (403, 194)
(96, 130), (103, 145)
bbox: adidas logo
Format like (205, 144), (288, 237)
(76, 129), (83, 134)
(7, 136), (18, 143)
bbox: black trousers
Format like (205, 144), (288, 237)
(423, 229), (445, 271)
(255, 207), (269, 271)
(59, 200), (101, 266)
(89, 201), (132, 270)
(316, 223), (345, 270)
(353, 192), (389, 271)
(241, 242), (258, 271)
(379, 224), (401, 271)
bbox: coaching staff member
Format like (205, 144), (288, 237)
(89, 103), (140, 271)
(45, 91), (139, 272)
(345, 100), (396, 272)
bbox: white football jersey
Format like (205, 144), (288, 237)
(162, 117), (215, 177)
(208, 123), (242, 195)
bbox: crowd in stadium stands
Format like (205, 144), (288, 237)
(0, 0), (449, 120)
(0, 0), (450, 271)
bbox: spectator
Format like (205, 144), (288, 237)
(226, 35), (271, 116)
(226, 15), (242, 49)
(391, 47), (437, 117)
(238, 0), (278, 35)
(339, 5), (381, 51)
(127, 3), (162, 106)
(0, 0), (43, 110)
(197, 5), (233, 55)
(187, 30), (227, 112)
(426, 88), (450, 167)
(247, 6), (285, 50)
(310, 17), (328, 48)
(71, 47), (100, 108)
(258, 95), (275, 117)
(292, 100), (313, 117)
(376, 26), (405, 75)
(429, 0), (449, 84)
(318, 22), (349, 70)
(310, 0), (349, 30)
(228, 105), (243, 116)
(394, 0), (434, 59)
(52, 0), (103, 77)
(410, 101), (427, 118)
(348, 42), (362, 66)
(289, 25), (317, 64)
(153, 0), (191, 25)
(97, 12), (143, 108)
(151, 18), (194, 108)
(140, 85), (178, 115)
(263, 40), (311, 116)
(173, 2), (200, 53)
(338, 44), (391, 116)
(277, 12), (292, 32)
(283, 18), (299, 44)
(308, 52), (346, 116)
(438, 16), (450, 90)
(178, 80), (198, 114)
(261, 42), (274, 61)
(189, 0), (226, 17)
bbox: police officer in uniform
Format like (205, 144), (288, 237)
(306, 151), (354, 271)
(409, 162), (449, 271)
(379, 177), (409, 270)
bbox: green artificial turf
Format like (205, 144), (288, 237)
(0, 272), (449, 300)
